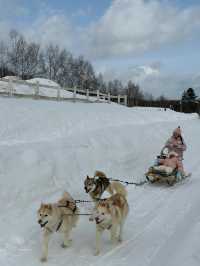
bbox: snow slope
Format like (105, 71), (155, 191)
(0, 78), (101, 102)
(0, 97), (199, 266)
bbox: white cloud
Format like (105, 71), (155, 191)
(1, 0), (200, 59)
(0, 1), (77, 52)
(26, 14), (75, 50)
(86, 0), (200, 58)
(97, 62), (200, 98)
(0, 21), (11, 41)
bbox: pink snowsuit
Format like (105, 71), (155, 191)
(164, 127), (186, 160)
(158, 156), (184, 174)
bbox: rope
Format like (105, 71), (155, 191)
(73, 178), (147, 204)
(65, 213), (92, 216)
(57, 177), (147, 210)
(109, 178), (147, 186)
(75, 199), (94, 203)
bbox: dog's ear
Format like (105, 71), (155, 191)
(101, 202), (106, 207)
(106, 202), (111, 210)
(47, 204), (52, 211)
(86, 175), (89, 179)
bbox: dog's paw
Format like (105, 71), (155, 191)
(118, 237), (123, 243)
(94, 250), (100, 256)
(111, 238), (119, 246)
(40, 257), (47, 263)
(61, 239), (72, 248)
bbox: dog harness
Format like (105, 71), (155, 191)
(44, 202), (77, 233)
(58, 201), (77, 213)
(93, 177), (110, 197)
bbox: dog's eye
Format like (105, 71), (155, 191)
(102, 213), (105, 215)
(45, 215), (48, 217)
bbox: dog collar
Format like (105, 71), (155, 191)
(40, 221), (48, 228)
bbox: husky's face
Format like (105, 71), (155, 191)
(37, 203), (53, 228)
(84, 175), (95, 193)
(94, 202), (111, 225)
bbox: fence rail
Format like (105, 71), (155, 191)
(0, 77), (127, 106)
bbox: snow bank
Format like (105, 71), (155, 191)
(3, 76), (21, 81)
(0, 78), (102, 102)
(27, 78), (60, 87)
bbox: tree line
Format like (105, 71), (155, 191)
(0, 29), (156, 100)
(1, 29), (198, 108)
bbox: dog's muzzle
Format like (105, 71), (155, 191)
(38, 220), (48, 228)
(84, 186), (89, 193)
(95, 217), (102, 225)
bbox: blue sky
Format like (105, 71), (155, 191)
(0, 0), (200, 97)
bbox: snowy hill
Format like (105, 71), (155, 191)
(0, 78), (102, 102)
(0, 97), (199, 266)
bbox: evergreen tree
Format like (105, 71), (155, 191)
(182, 88), (197, 102)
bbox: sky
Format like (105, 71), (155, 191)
(0, 0), (200, 98)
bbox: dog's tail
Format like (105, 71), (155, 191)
(62, 191), (73, 200)
(94, 170), (107, 179)
(110, 181), (127, 198)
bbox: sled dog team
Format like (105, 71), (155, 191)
(37, 126), (187, 261)
(38, 171), (129, 262)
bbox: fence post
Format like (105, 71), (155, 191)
(118, 94), (121, 104)
(73, 87), (77, 102)
(86, 89), (89, 101)
(34, 81), (39, 99)
(8, 77), (13, 97)
(124, 95), (127, 106)
(97, 90), (100, 101)
(108, 93), (110, 103)
(57, 86), (61, 101)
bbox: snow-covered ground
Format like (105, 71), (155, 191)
(0, 97), (199, 266)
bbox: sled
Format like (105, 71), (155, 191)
(145, 167), (177, 186)
(145, 167), (191, 186)
(145, 147), (192, 186)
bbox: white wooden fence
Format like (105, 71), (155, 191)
(0, 77), (127, 106)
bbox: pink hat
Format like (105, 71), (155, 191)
(173, 126), (181, 136)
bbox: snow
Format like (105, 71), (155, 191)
(0, 78), (103, 102)
(27, 78), (60, 87)
(0, 96), (199, 266)
(3, 76), (21, 81)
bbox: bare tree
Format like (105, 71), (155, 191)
(127, 81), (144, 102)
(0, 41), (9, 77)
(8, 29), (21, 75)
(23, 42), (40, 79)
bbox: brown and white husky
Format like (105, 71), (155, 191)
(91, 182), (129, 255)
(37, 192), (79, 262)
